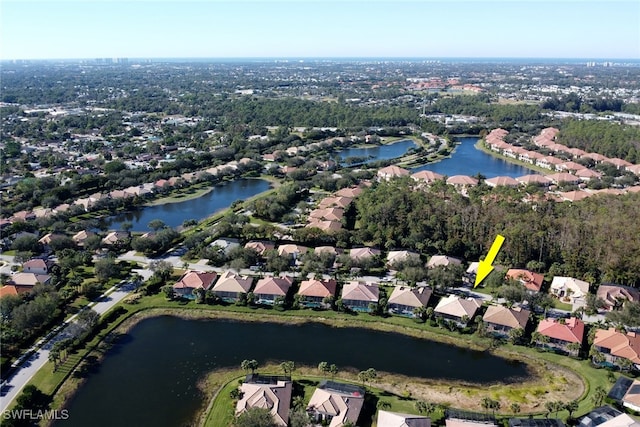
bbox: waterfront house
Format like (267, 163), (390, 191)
(596, 285), (640, 312)
(547, 172), (581, 185)
(482, 305), (530, 337)
(306, 381), (365, 427)
(253, 276), (294, 305)
(212, 271), (253, 302)
(593, 328), (640, 369)
(411, 170), (444, 185)
(485, 176), (519, 188)
(434, 295), (482, 327)
(377, 165), (410, 181)
(236, 375), (292, 427)
(516, 174), (552, 187)
(608, 377), (640, 413)
(340, 281), (379, 312)
(387, 286), (432, 317)
(172, 271), (217, 299)
(505, 269), (544, 293)
(509, 419), (564, 427)
(377, 410), (430, 427)
(446, 175), (478, 188)
(297, 278), (337, 308)
(578, 406), (639, 427)
(536, 317), (585, 355)
(102, 231), (129, 246)
(72, 230), (96, 246)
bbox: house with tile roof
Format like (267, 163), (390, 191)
(411, 170), (444, 184)
(377, 410), (430, 427)
(172, 271), (218, 299)
(306, 381), (365, 427)
(593, 328), (640, 369)
(427, 255), (462, 269)
(536, 317), (585, 355)
(596, 285), (640, 312)
(349, 247), (381, 262)
(72, 230), (97, 246)
(446, 175), (478, 187)
(434, 295), (482, 327)
(340, 281), (379, 312)
(236, 375), (292, 427)
(386, 250), (420, 267)
(506, 269), (544, 293)
(212, 271), (253, 302)
(102, 231), (129, 246)
(550, 277), (590, 308)
(377, 165), (410, 181)
(253, 276), (294, 305)
(22, 258), (52, 275)
(485, 176), (519, 187)
(0, 284), (32, 299)
(9, 272), (52, 287)
(277, 244), (308, 260)
(335, 186), (363, 198)
(244, 240), (275, 256)
(297, 279), (337, 308)
(482, 306), (530, 337)
(388, 286), (432, 317)
(516, 174), (552, 186)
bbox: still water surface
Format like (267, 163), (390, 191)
(59, 316), (530, 427)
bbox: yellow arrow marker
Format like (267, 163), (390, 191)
(474, 234), (505, 288)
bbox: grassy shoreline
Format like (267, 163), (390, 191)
(36, 299), (615, 425)
(475, 140), (551, 175)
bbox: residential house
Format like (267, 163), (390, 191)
(411, 170), (444, 184)
(386, 250), (420, 268)
(0, 285), (32, 298)
(72, 230), (96, 246)
(509, 419), (564, 427)
(210, 237), (240, 255)
(482, 306), (530, 337)
(485, 176), (519, 187)
(377, 410), (430, 427)
(547, 172), (581, 185)
(335, 186), (363, 198)
(253, 276), (294, 305)
(349, 247), (381, 263)
(434, 295), (482, 327)
(578, 406), (640, 427)
(377, 165), (410, 181)
(550, 277), (590, 308)
(516, 174), (552, 187)
(340, 281), (379, 312)
(245, 240), (275, 256)
(9, 272), (52, 287)
(387, 286), (432, 317)
(102, 231), (129, 246)
(446, 417), (498, 427)
(608, 377), (640, 413)
(427, 255), (462, 269)
(277, 244), (308, 261)
(212, 271), (253, 302)
(464, 262), (479, 285)
(596, 285), (640, 312)
(506, 269), (544, 293)
(22, 259), (51, 275)
(172, 271), (217, 299)
(446, 175), (478, 188)
(236, 375), (292, 427)
(38, 233), (65, 246)
(318, 196), (353, 209)
(306, 381), (365, 427)
(593, 328), (640, 369)
(297, 278), (337, 308)
(314, 246), (341, 257)
(536, 317), (585, 355)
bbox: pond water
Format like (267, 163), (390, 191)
(104, 178), (271, 232)
(411, 137), (536, 178)
(58, 316), (530, 427)
(337, 139), (417, 165)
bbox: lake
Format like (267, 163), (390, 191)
(58, 316), (530, 427)
(411, 137), (536, 178)
(104, 178), (271, 232)
(337, 139), (417, 165)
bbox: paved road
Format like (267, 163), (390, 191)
(0, 271), (148, 412)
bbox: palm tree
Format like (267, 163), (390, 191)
(565, 400), (579, 418)
(592, 386), (606, 407)
(241, 359), (259, 374)
(377, 400), (391, 410)
(318, 361), (329, 376)
(510, 403), (521, 415)
(566, 342), (581, 356)
(481, 397), (493, 414)
(329, 364), (338, 379)
(279, 361), (295, 376)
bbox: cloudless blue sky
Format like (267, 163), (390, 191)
(1, 0), (639, 60)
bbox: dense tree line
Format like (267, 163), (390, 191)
(354, 178), (640, 285)
(556, 119), (640, 163)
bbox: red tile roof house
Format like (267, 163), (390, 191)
(172, 271), (218, 299)
(536, 317), (585, 356)
(387, 286), (432, 318)
(340, 281), (380, 312)
(212, 271), (253, 302)
(482, 306), (530, 338)
(505, 269), (544, 293)
(253, 276), (294, 305)
(297, 278), (337, 308)
(593, 328), (640, 369)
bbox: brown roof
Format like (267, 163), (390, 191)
(434, 295), (481, 319)
(516, 174), (551, 185)
(244, 241), (275, 255)
(411, 170), (444, 183)
(388, 286), (432, 308)
(378, 165), (410, 179)
(213, 271), (253, 294)
(253, 276), (294, 296)
(596, 285), (640, 310)
(0, 285), (31, 298)
(483, 305), (530, 329)
(236, 380), (292, 427)
(446, 175), (478, 186)
(506, 269), (544, 292)
(341, 282), (379, 303)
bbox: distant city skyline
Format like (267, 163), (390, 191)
(2, 1), (639, 60)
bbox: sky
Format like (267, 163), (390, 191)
(1, 0), (639, 60)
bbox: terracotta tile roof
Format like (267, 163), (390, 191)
(537, 317), (585, 343)
(506, 269), (544, 292)
(485, 176), (519, 187)
(446, 175), (478, 186)
(0, 285), (32, 298)
(594, 328), (640, 364)
(253, 276), (294, 296)
(483, 305), (530, 329)
(597, 285), (640, 310)
(173, 271), (217, 291)
(411, 170), (444, 183)
(516, 174), (551, 185)
(244, 240), (275, 255)
(335, 186), (363, 198)
(378, 165), (410, 179)
(298, 279), (337, 298)
(341, 282), (379, 303)
(236, 380), (292, 426)
(349, 247), (381, 260)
